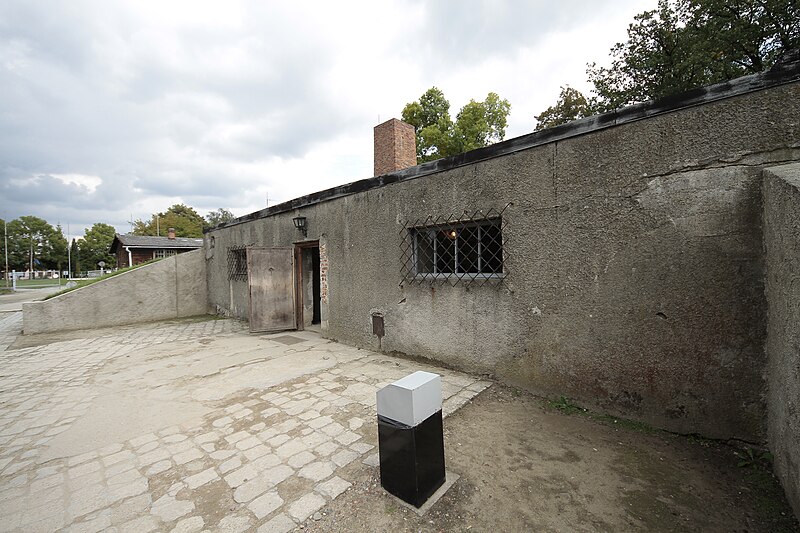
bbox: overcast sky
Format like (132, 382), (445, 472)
(0, 0), (653, 239)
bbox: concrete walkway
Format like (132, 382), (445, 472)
(0, 317), (489, 532)
(0, 287), (63, 313)
(0, 312), (22, 352)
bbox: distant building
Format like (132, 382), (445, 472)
(110, 228), (203, 268)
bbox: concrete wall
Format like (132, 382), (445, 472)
(206, 79), (800, 442)
(24, 249), (207, 334)
(764, 163), (800, 518)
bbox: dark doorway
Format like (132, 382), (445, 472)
(311, 247), (321, 325)
(294, 241), (321, 331)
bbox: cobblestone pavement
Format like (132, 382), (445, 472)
(0, 317), (489, 532)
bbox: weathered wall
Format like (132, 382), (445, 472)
(763, 163), (800, 518)
(24, 249), (207, 334)
(206, 79), (800, 441)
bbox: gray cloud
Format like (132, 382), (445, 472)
(0, 0), (653, 235)
(410, 0), (635, 71)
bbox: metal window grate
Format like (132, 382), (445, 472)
(400, 204), (510, 287)
(227, 246), (248, 281)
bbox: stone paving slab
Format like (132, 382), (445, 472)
(0, 317), (490, 532)
(0, 312), (22, 352)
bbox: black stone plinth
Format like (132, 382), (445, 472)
(378, 410), (445, 508)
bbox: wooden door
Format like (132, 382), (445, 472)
(247, 247), (296, 333)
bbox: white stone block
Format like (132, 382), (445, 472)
(376, 371), (441, 427)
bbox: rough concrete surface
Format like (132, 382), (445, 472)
(206, 81), (800, 441)
(764, 163), (800, 519)
(23, 249), (207, 335)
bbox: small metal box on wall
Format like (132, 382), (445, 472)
(376, 371), (445, 507)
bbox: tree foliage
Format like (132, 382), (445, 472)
(401, 87), (511, 163)
(534, 86), (593, 131)
(4, 216), (68, 271)
(50, 225), (68, 269)
(132, 204), (205, 238)
(79, 223), (117, 269)
(206, 208), (235, 227)
(535, 0), (800, 128)
(0, 218), (6, 277)
(70, 238), (81, 275)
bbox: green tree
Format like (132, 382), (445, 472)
(69, 238), (81, 276)
(590, 0), (800, 110)
(402, 87), (511, 163)
(48, 224), (68, 272)
(534, 86), (594, 131)
(536, 0), (800, 125)
(6, 216), (63, 271)
(79, 223), (117, 270)
(133, 204), (205, 238)
(0, 218), (7, 284)
(6, 219), (28, 271)
(206, 208), (235, 227)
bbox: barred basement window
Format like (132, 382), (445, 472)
(227, 246), (248, 282)
(400, 206), (509, 286)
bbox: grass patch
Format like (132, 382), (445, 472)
(43, 260), (160, 300)
(735, 450), (799, 532)
(545, 395), (659, 434)
(12, 278), (63, 288)
(735, 446), (773, 468)
(547, 395), (584, 416)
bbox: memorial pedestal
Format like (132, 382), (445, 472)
(376, 371), (445, 508)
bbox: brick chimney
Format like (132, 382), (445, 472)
(374, 118), (416, 176)
(167, 227), (176, 240)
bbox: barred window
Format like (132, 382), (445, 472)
(412, 220), (502, 275)
(401, 206), (509, 286)
(227, 246), (248, 281)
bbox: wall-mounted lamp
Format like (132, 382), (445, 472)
(293, 216), (308, 237)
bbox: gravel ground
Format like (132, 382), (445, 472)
(299, 385), (799, 533)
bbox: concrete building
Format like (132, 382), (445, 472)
(200, 60), (799, 516)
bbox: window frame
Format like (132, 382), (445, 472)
(153, 249), (178, 259)
(410, 218), (505, 280)
(227, 246), (248, 282)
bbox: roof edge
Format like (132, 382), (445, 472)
(207, 59), (800, 233)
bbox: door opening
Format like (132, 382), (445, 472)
(311, 247), (321, 325)
(294, 241), (321, 331)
